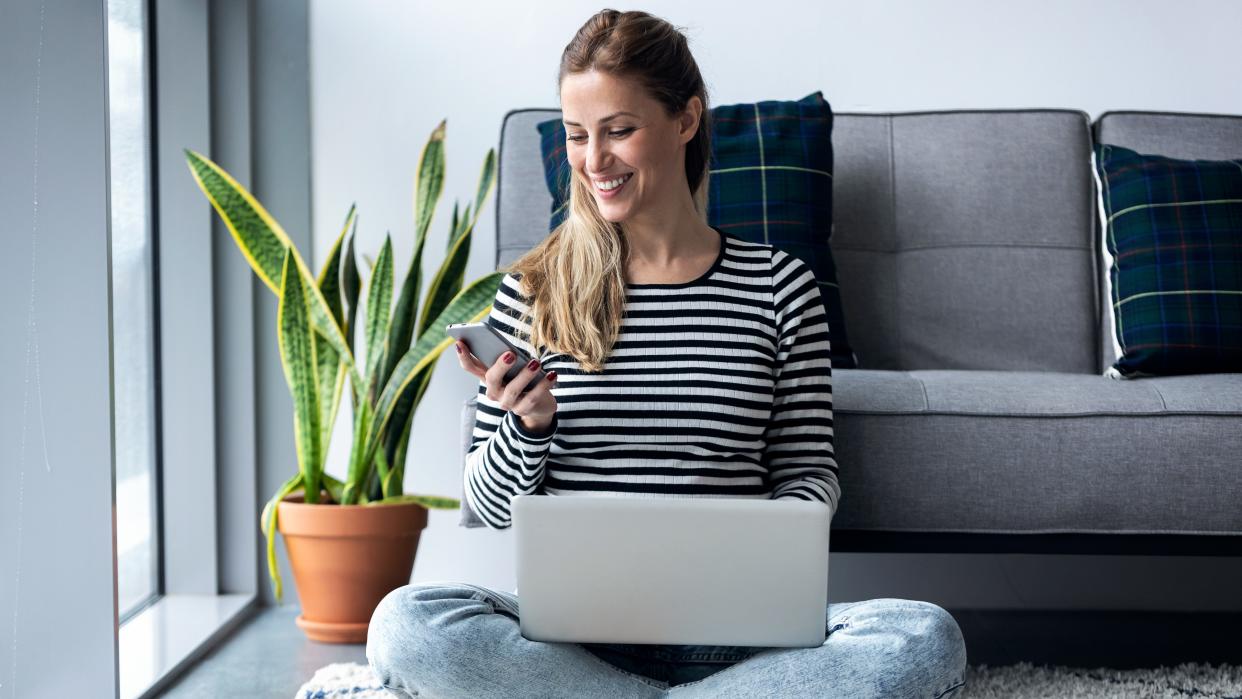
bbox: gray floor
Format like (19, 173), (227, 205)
(158, 605), (1242, 697)
(159, 605), (367, 698)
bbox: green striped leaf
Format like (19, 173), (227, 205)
(414, 120), (446, 242)
(318, 205), (353, 331)
(321, 471), (346, 504)
(342, 215), (361, 359)
(184, 149), (363, 395)
(364, 235), (394, 402)
(342, 389), (374, 505)
(385, 408), (415, 498)
(383, 360), (439, 498)
(379, 119), (452, 396)
(362, 273), (505, 477)
(418, 149), (495, 339)
(367, 494), (461, 509)
(446, 201), (460, 253)
(260, 472), (303, 603)
(277, 249), (323, 504)
(312, 334), (344, 462)
(453, 203), (471, 245)
(381, 236), (425, 403)
(418, 209), (476, 338)
(465, 149), (496, 243)
(313, 207), (353, 458)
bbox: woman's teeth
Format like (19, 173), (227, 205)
(596, 173), (633, 191)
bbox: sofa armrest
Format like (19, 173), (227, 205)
(459, 395), (487, 528)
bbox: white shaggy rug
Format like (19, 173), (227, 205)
(295, 660), (1242, 698)
(294, 662), (388, 698)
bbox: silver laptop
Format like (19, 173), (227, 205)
(512, 494), (831, 647)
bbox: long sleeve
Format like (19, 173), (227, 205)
(763, 251), (841, 517)
(463, 272), (559, 529)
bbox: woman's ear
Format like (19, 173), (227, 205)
(679, 95), (703, 144)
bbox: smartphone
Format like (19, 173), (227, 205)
(446, 321), (547, 394)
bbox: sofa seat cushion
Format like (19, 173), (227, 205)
(460, 369), (1242, 532)
(836, 368), (1242, 415)
(831, 369), (1242, 535)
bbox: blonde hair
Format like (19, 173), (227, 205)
(502, 9), (712, 373)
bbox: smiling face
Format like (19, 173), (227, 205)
(560, 70), (698, 223)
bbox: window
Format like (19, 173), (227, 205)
(107, 0), (161, 623)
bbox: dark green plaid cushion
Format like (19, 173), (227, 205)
(1093, 143), (1242, 378)
(536, 91), (858, 369)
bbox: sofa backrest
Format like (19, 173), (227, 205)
(830, 110), (1097, 372)
(492, 108), (1111, 374)
(496, 109), (562, 270)
(1091, 111), (1242, 374)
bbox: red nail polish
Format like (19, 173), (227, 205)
(527, 358), (539, 370)
(503, 352), (514, 364)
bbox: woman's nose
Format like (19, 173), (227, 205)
(587, 141), (610, 172)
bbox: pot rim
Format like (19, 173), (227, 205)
(280, 490), (430, 510)
(276, 490), (430, 537)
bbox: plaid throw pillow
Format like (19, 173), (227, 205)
(535, 91), (858, 369)
(1092, 143), (1242, 378)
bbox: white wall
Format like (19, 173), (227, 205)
(308, 0), (1242, 608)
(2, 1), (120, 694)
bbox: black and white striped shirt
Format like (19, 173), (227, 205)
(464, 226), (839, 530)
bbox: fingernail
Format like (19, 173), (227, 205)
(503, 352), (514, 364)
(548, 371), (558, 381)
(526, 358), (539, 370)
(455, 344), (462, 354)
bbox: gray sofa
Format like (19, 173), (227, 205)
(459, 107), (1242, 555)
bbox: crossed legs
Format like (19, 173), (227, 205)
(366, 582), (967, 699)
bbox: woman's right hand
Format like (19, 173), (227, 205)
(455, 339), (558, 434)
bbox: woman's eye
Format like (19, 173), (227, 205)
(567, 128), (633, 143)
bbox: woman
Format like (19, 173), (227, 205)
(367, 9), (967, 698)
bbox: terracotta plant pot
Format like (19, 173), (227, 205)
(277, 490), (429, 643)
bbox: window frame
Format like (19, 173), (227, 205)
(107, 0), (164, 625)
(117, 0), (289, 696)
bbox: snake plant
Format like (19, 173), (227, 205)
(184, 119), (505, 601)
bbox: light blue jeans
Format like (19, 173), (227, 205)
(367, 581), (967, 698)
